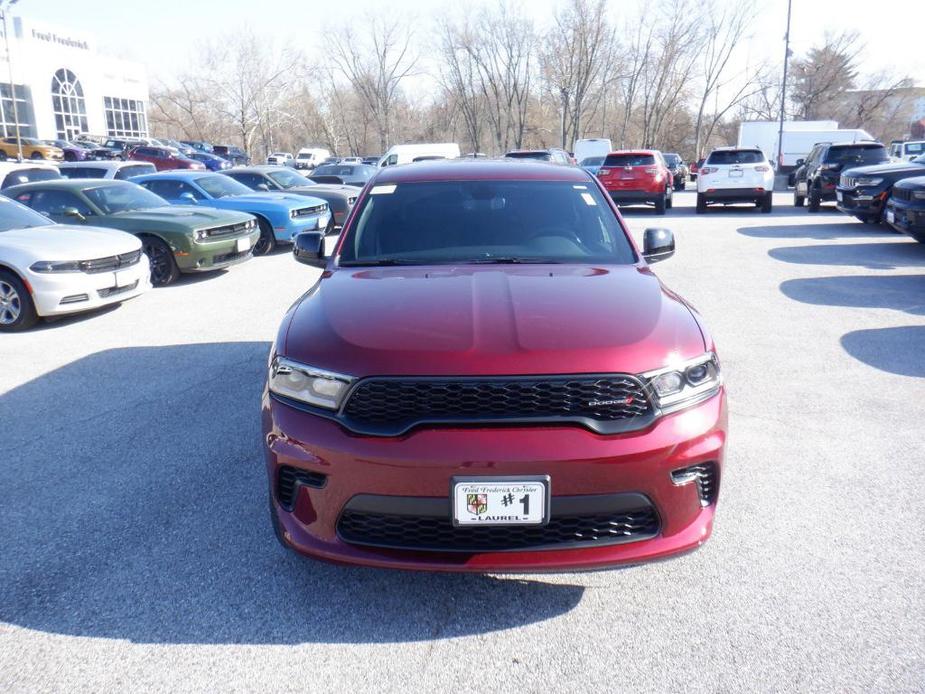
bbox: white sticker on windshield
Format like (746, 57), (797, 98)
(370, 184), (397, 195)
(581, 192), (597, 206)
(573, 185), (588, 190)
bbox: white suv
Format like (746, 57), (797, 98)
(696, 147), (774, 213)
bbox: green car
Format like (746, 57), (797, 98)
(3, 179), (260, 286)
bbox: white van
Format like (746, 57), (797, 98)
(295, 148), (331, 170)
(573, 138), (612, 165)
(377, 143), (461, 167)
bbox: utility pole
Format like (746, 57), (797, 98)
(559, 87), (569, 149)
(775, 0), (792, 174)
(0, 0), (21, 161)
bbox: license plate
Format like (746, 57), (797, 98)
(236, 237), (251, 252)
(729, 169), (743, 177)
(114, 269), (133, 287)
(452, 476), (550, 526)
(886, 209), (895, 224)
(836, 191), (843, 202)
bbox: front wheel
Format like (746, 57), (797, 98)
(0, 270), (38, 331)
(252, 218), (276, 256)
(324, 215), (336, 235)
(30, 151), (43, 160)
(665, 186), (673, 209)
(142, 236), (180, 287)
(696, 193), (707, 214)
(654, 194), (666, 215)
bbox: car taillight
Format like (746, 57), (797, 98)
(597, 168), (611, 177)
(755, 165), (769, 172)
(700, 166), (717, 175)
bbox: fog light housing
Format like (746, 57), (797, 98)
(670, 462), (719, 506)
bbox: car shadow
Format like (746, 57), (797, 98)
(840, 326), (925, 377)
(779, 275), (925, 315)
(0, 342), (583, 645)
(768, 242), (925, 270)
(738, 221), (890, 240)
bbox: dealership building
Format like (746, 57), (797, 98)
(0, 16), (149, 141)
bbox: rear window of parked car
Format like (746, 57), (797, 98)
(824, 144), (888, 165)
(115, 164), (157, 180)
(1, 168), (61, 188)
(603, 154), (655, 167)
(705, 150), (764, 165)
(59, 167), (108, 179)
(506, 151), (552, 161)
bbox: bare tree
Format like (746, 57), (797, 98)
(790, 31), (861, 120)
(437, 17), (485, 153)
(329, 15), (417, 152)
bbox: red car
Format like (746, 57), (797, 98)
(596, 149), (673, 214)
(263, 160), (727, 572)
(127, 145), (205, 172)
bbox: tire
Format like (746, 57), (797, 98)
(665, 186), (673, 209)
(141, 236), (180, 287)
(0, 270), (38, 332)
(794, 192), (805, 207)
(324, 214), (336, 235)
(64, 151), (76, 162)
(761, 192), (773, 213)
(252, 217), (276, 256)
(808, 189), (821, 213)
(0, 150), (6, 161)
(30, 151), (43, 160)
(696, 193), (707, 214)
(654, 194), (666, 215)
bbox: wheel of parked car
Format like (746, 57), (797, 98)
(761, 192), (773, 214)
(253, 217), (276, 256)
(0, 269), (37, 332)
(793, 191), (805, 207)
(64, 151), (76, 162)
(29, 152), (43, 160)
(0, 151), (6, 161)
(141, 235), (180, 287)
(654, 193), (666, 215)
(665, 186), (673, 210)
(324, 215), (336, 235)
(696, 193), (707, 214)
(807, 189), (821, 213)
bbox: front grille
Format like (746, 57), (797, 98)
(212, 249), (251, 265)
(340, 375), (652, 436)
(79, 249), (142, 274)
(892, 187), (913, 202)
(202, 221), (251, 238)
(276, 465), (327, 510)
(97, 280), (139, 298)
(293, 204), (325, 218)
(840, 175), (856, 189)
(337, 505), (660, 552)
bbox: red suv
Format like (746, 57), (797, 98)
(597, 150), (673, 214)
(128, 146), (205, 171)
(263, 160), (727, 572)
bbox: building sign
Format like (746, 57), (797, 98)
(14, 18), (94, 53)
(30, 28), (89, 51)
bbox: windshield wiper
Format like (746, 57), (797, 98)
(469, 256), (560, 264)
(340, 258), (422, 266)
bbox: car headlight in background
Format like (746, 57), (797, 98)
(854, 177), (883, 187)
(912, 190), (925, 200)
(268, 356), (354, 410)
(30, 260), (82, 273)
(641, 352), (722, 414)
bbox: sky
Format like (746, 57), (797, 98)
(12, 0), (925, 91)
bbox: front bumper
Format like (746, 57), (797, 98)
(26, 257), (151, 317)
(273, 213), (329, 242)
(886, 198), (925, 239)
(177, 229), (260, 272)
(262, 389), (727, 572)
(835, 187), (886, 218)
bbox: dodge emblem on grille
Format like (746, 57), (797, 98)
(588, 397), (633, 407)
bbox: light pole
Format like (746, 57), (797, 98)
(775, 0), (793, 174)
(0, 0), (22, 161)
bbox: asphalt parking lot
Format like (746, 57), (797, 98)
(1, 190), (923, 693)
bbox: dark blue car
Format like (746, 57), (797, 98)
(188, 150), (232, 171)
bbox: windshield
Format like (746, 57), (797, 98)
(3, 168), (61, 186)
(339, 180), (636, 266)
(603, 153), (655, 167)
(706, 150), (764, 165)
(195, 175), (251, 198)
(267, 169), (312, 188)
(663, 154), (681, 166)
(82, 183), (168, 213)
(0, 198), (54, 231)
(904, 142), (925, 155)
(824, 145), (887, 165)
(580, 157), (604, 167)
(60, 167), (107, 179)
(506, 151), (551, 160)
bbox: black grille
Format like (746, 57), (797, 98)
(276, 465), (327, 510)
(338, 506), (659, 552)
(340, 376), (652, 436)
(293, 204), (326, 218)
(203, 221), (251, 238)
(97, 280), (139, 298)
(212, 249), (251, 265)
(79, 249), (142, 274)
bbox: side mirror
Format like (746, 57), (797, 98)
(179, 191), (198, 204)
(642, 227), (675, 263)
(62, 206), (86, 222)
(795, 158), (805, 166)
(256, 183), (270, 191)
(292, 231), (326, 268)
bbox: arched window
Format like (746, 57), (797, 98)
(51, 69), (88, 140)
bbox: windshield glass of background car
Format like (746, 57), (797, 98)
(663, 154), (681, 166)
(706, 150), (763, 165)
(603, 153), (656, 167)
(0, 198), (55, 230)
(115, 165), (157, 180)
(580, 157), (604, 167)
(824, 146), (887, 164)
(3, 169), (61, 186)
(506, 151), (550, 160)
(267, 169), (312, 188)
(195, 175), (251, 198)
(60, 167), (107, 179)
(339, 180), (636, 266)
(905, 143), (925, 155)
(82, 183), (167, 213)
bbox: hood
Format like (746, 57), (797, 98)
(843, 161), (925, 178)
(283, 265), (706, 377)
(230, 192), (327, 208)
(112, 205), (252, 226)
(0, 224), (140, 260)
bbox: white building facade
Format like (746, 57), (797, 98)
(0, 16), (148, 141)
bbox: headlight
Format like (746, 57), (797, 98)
(268, 356), (354, 410)
(912, 190), (925, 200)
(30, 260), (81, 273)
(855, 177), (882, 186)
(641, 352), (722, 414)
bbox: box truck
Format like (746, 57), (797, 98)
(737, 121), (873, 172)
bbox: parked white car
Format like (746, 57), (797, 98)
(295, 148), (331, 170)
(0, 196), (150, 331)
(696, 147), (775, 213)
(267, 152), (294, 167)
(890, 140), (925, 162)
(377, 143), (461, 167)
(58, 161), (157, 180)
(0, 161), (61, 189)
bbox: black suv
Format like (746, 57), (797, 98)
(885, 174), (925, 242)
(662, 153), (688, 191)
(836, 154), (925, 224)
(793, 141), (889, 212)
(212, 144), (249, 166)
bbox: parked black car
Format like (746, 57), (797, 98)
(308, 163), (376, 187)
(99, 137), (142, 160)
(835, 154), (925, 224)
(74, 139), (119, 160)
(212, 144), (249, 166)
(180, 140), (214, 153)
(885, 175), (925, 242)
(662, 153), (688, 191)
(793, 141), (889, 212)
